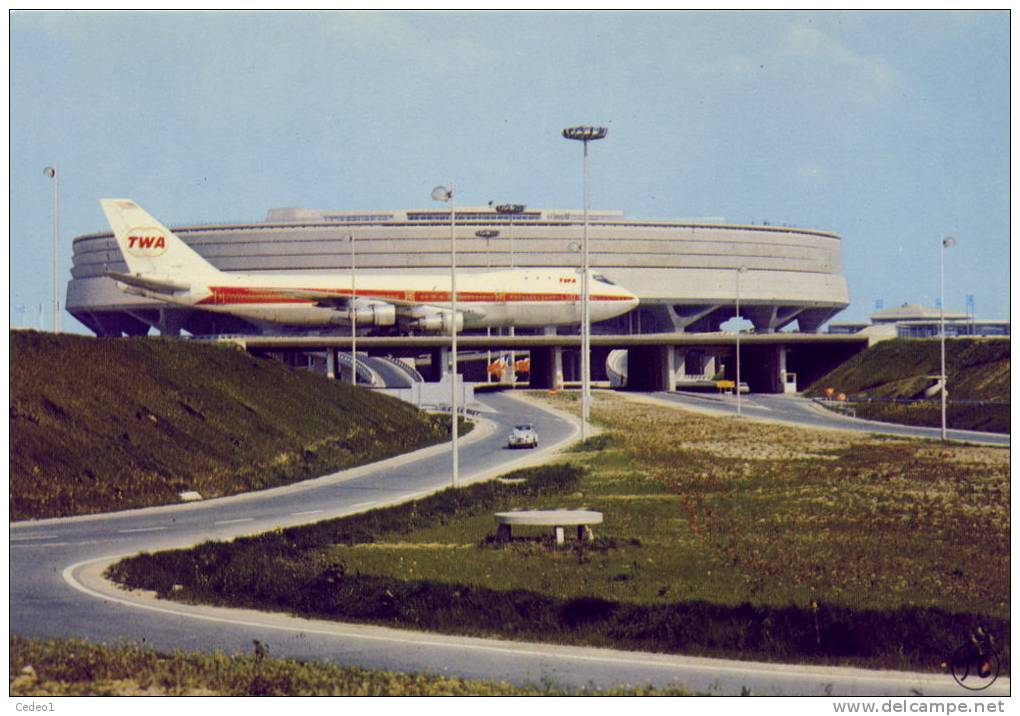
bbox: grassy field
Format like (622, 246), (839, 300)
(9, 636), (686, 695)
(805, 338), (1010, 433)
(10, 331), (451, 519)
(108, 392), (1009, 671)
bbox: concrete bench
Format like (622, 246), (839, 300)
(494, 509), (603, 544)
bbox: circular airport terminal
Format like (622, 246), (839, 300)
(67, 205), (849, 339)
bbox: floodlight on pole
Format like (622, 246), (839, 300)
(939, 237), (956, 441)
(43, 166), (60, 333)
(433, 185), (459, 487)
(493, 203), (526, 270)
(562, 126), (607, 440)
(476, 230), (500, 382)
(735, 266), (748, 416)
(494, 203), (526, 387)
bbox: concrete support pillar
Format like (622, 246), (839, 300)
(439, 346), (451, 378)
(421, 347), (449, 382)
(766, 344), (784, 393)
(778, 346), (789, 392)
(658, 346), (679, 392)
(158, 308), (186, 337)
(562, 349), (580, 383)
(675, 347), (687, 381)
(703, 353), (716, 379)
(797, 308), (837, 334)
(93, 311), (149, 337)
(744, 305), (779, 334)
(326, 348), (337, 380)
(529, 346), (563, 389)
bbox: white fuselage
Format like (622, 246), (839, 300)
(180, 269), (639, 329)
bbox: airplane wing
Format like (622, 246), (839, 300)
(106, 271), (191, 294)
(272, 287), (488, 319)
(269, 287), (404, 306)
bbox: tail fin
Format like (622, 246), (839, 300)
(100, 199), (221, 279)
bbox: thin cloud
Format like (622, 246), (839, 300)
(781, 22), (902, 101)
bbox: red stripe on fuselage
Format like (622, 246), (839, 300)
(197, 286), (631, 306)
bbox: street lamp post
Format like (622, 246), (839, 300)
(494, 203), (526, 270)
(432, 185), (459, 487)
(494, 203), (526, 387)
(348, 235), (357, 386)
(940, 237), (956, 441)
(562, 126), (607, 440)
(735, 266), (748, 416)
(567, 237), (585, 392)
(475, 229), (499, 382)
(43, 166), (60, 333)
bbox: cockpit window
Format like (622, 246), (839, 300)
(593, 274), (616, 285)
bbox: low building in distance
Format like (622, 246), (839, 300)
(828, 303), (1009, 338)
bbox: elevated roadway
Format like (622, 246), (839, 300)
(222, 331), (870, 393)
(221, 331), (870, 351)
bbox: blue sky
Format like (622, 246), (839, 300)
(9, 10), (1011, 332)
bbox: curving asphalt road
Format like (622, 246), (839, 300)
(652, 391), (1010, 446)
(9, 390), (1008, 696)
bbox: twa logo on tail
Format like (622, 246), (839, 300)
(125, 226), (168, 257)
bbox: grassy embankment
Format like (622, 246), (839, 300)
(804, 338), (1009, 433)
(108, 392), (1009, 673)
(9, 636), (687, 695)
(10, 330), (452, 519)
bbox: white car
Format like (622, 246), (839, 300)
(507, 423), (539, 449)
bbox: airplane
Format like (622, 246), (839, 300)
(99, 199), (640, 333)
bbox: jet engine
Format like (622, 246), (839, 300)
(338, 300), (396, 327)
(410, 310), (464, 333)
